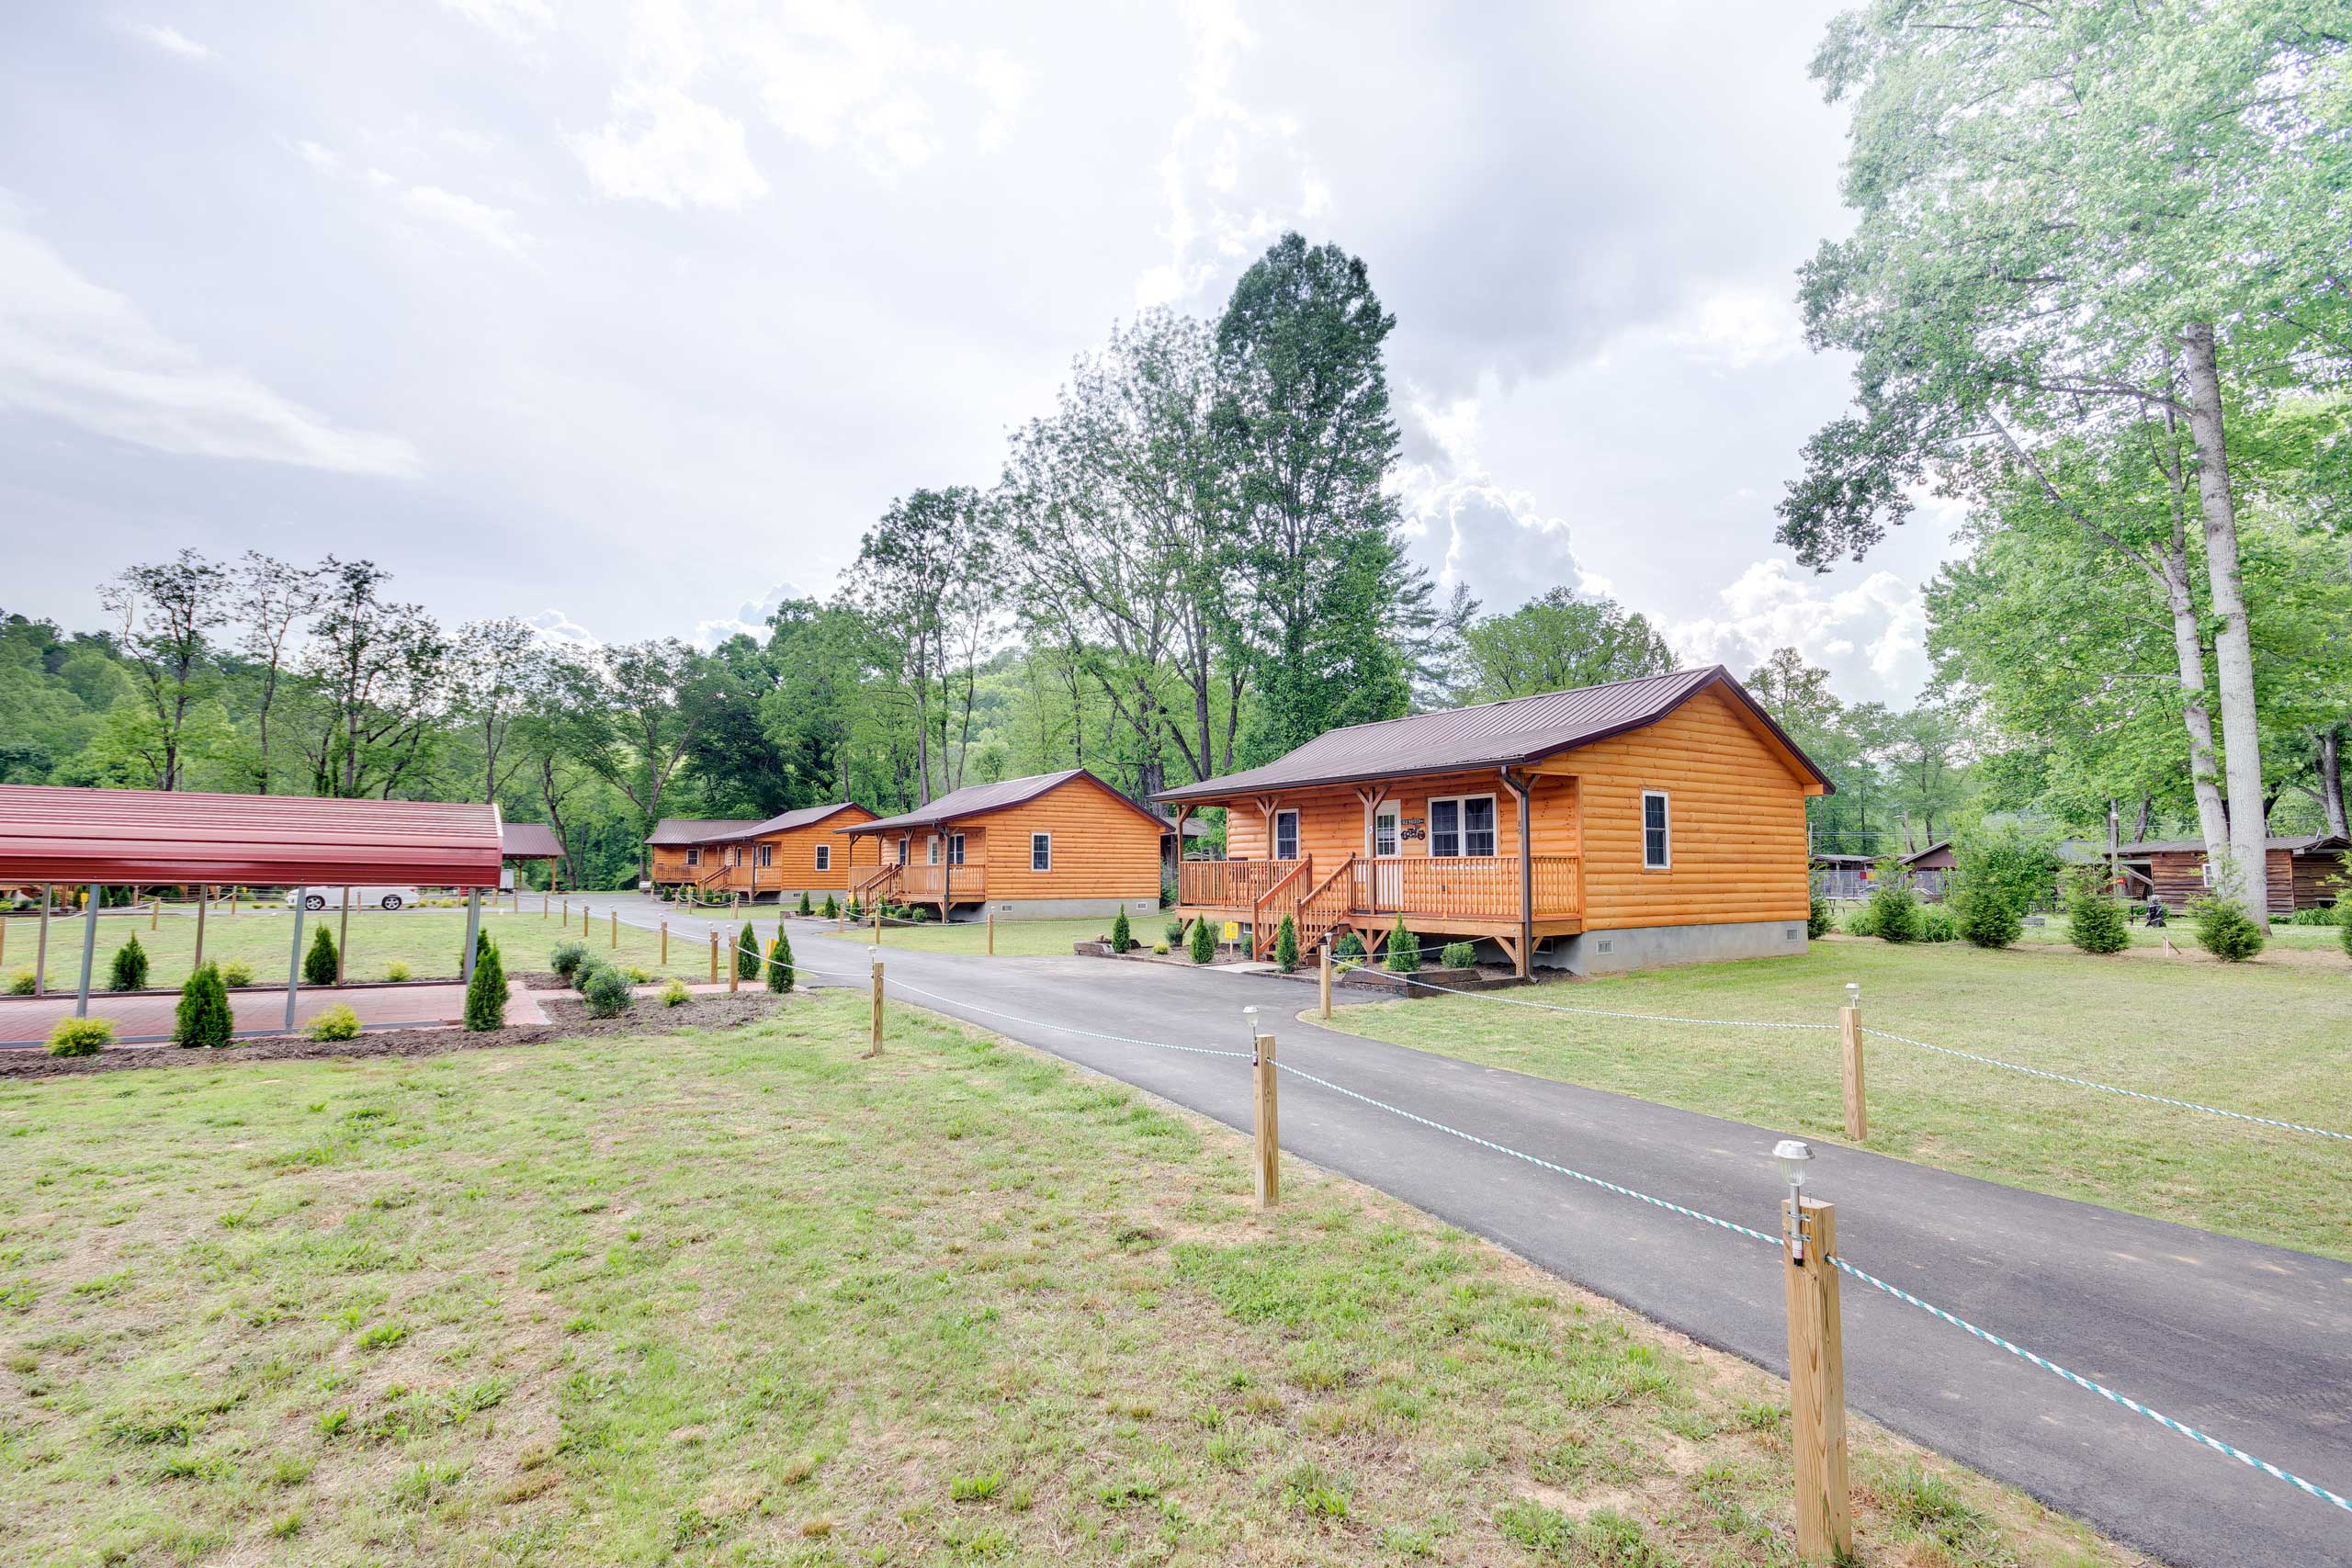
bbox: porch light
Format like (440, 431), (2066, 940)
(1773, 1138), (1813, 1259)
(1243, 1005), (1261, 1042)
(1845, 982), (1860, 1009)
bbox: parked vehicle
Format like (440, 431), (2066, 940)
(282, 886), (419, 912)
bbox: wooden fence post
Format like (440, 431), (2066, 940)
(1318, 942), (1333, 1020)
(151, 897), (160, 931)
(987, 911), (995, 955)
(867, 958), (884, 1057)
(561, 898), (569, 928)
(661, 921), (669, 965)
(872, 906), (880, 946)
(543, 893), (548, 919)
(1254, 1032), (1280, 1210)
(708, 930), (718, 984)
(729, 928), (741, 993)
(610, 909), (617, 949)
(1784, 1196), (1851, 1562)
(1839, 985), (1866, 1142)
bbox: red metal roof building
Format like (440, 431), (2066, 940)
(0, 785), (506, 888)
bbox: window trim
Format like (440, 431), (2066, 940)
(947, 832), (967, 867)
(684, 846), (700, 867)
(756, 842), (773, 868)
(1373, 805), (1398, 858)
(926, 834), (941, 865)
(1642, 790), (1672, 870)
(1031, 832), (1051, 872)
(1272, 808), (1301, 862)
(814, 844), (831, 873)
(1427, 794), (1498, 858)
(896, 836), (909, 865)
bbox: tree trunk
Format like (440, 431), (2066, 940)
(2181, 321), (2270, 926)
(2158, 548), (2234, 871)
(2317, 728), (2348, 840)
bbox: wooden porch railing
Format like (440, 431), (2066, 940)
(1179, 858), (1304, 908)
(1250, 858), (1312, 959)
(895, 861), (986, 903)
(1296, 854), (1356, 953)
(854, 864), (901, 903)
(1184, 853), (1582, 925)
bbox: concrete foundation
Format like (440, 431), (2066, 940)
(1536, 919), (1808, 976)
(959, 896), (1163, 923)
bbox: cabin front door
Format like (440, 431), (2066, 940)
(1372, 804), (1402, 910)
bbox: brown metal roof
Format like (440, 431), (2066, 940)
(1155, 666), (1833, 803)
(844, 769), (1169, 835)
(712, 803), (869, 841)
(645, 817), (763, 846)
(0, 784), (505, 886)
(2120, 835), (2349, 855)
(500, 822), (565, 861)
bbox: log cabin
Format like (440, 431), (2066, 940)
(839, 769), (1166, 922)
(2119, 835), (2347, 916)
(647, 806), (880, 902)
(1157, 666), (1835, 976)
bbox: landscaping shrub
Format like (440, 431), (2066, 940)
(1152, 942), (1170, 955)
(1334, 931), (1366, 964)
(1949, 821), (2064, 925)
(908, 907), (929, 923)
(821, 894), (838, 919)
(219, 959), (255, 988)
(548, 941), (591, 982)
(306, 1004), (362, 1043)
(304, 925), (340, 986)
(582, 965), (634, 1018)
(2064, 872), (2130, 954)
(6, 969), (34, 996)
(2342, 910), (2352, 962)
(1274, 915), (1299, 973)
(661, 978), (691, 1007)
(846, 895), (864, 921)
(797, 890), (813, 917)
(1807, 894), (1833, 940)
(736, 921), (760, 980)
(766, 930), (795, 993)
(1917, 907), (1957, 942)
(1440, 940), (1476, 969)
(1865, 870), (1921, 943)
(1841, 905), (1878, 938)
(1111, 908), (1134, 953)
(107, 932), (151, 991)
(1188, 916), (1216, 964)
(1383, 917), (1418, 973)
(2192, 897), (2266, 963)
(2281, 905), (2340, 926)
(1952, 886), (2023, 950)
(1164, 919), (1186, 946)
(626, 964), (651, 984)
(174, 963), (233, 1049)
(571, 959), (603, 994)
(463, 935), (506, 1032)
(386, 959), (414, 981)
(48, 1016), (113, 1056)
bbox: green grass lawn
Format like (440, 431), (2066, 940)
(825, 913), (1138, 958)
(2009, 919), (2346, 955)
(1, 908), (716, 991)
(1315, 941), (2352, 1259)
(0, 996), (2131, 1567)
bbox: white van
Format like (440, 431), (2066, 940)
(284, 886), (419, 912)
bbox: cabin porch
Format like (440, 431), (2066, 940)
(1173, 851), (1583, 973)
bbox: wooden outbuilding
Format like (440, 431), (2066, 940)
(647, 818), (761, 886)
(1157, 666), (1834, 976)
(647, 806), (879, 903)
(2120, 835), (2347, 916)
(840, 769), (1166, 922)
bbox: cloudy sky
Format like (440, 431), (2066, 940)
(0, 1), (1961, 703)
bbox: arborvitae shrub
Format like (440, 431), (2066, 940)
(822, 894), (839, 919)
(1865, 875), (1921, 943)
(2065, 874), (2130, 954)
(464, 936), (506, 1032)
(306, 1004), (362, 1043)
(1274, 915), (1299, 973)
(797, 891), (812, 916)
(175, 963), (233, 1049)
(1440, 941), (1477, 969)
(2341, 909), (2352, 962)
(1188, 916), (1216, 964)
(847, 895), (863, 921)
(767, 929), (794, 993)
(49, 1017), (113, 1055)
(1807, 895), (1833, 940)
(582, 965), (634, 1017)
(736, 921), (761, 980)
(1917, 907), (1957, 942)
(1165, 919), (1186, 946)
(1384, 917), (1418, 973)
(301, 926), (339, 986)
(1334, 931), (1366, 963)
(1953, 886), (2023, 950)
(2193, 897), (2265, 962)
(1111, 908), (1133, 953)
(107, 933), (151, 991)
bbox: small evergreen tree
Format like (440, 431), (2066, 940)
(464, 934), (507, 1031)
(2193, 897), (2266, 962)
(736, 920), (761, 979)
(822, 893), (839, 919)
(847, 894), (864, 921)
(174, 962), (233, 1049)
(1188, 916), (1216, 964)
(1111, 907), (1133, 953)
(1273, 915), (1299, 973)
(1807, 894), (1833, 940)
(1953, 886), (2023, 950)
(2341, 907), (2352, 962)
(107, 932), (151, 991)
(1383, 917), (1417, 973)
(1440, 940), (1477, 969)
(1334, 931), (1365, 963)
(549, 940), (590, 981)
(797, 890), (812, 916)
(301, 924), (340, 985)
(766, 931), (795, 992)
(2065, 872), (2129, 954)
(582, 965), (633, 1018)
(1865, 865), (1921, 943)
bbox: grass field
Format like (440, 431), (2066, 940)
(1315, 941), (2352, 1259)
(0, 995), (2131, 1566)
(0, 907), (714, 991)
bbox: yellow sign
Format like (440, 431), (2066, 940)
(1221, 920), (1241, 942)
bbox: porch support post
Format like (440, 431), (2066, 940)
(1502, 769), (1533, 980)
(74, 883), (100, 1018)
(942, 824), (953, 919)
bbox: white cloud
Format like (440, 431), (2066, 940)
(117, 20), (213, 61)
(693, 582), (810, 649)
(1667, 559), (1927, 688)
(569, 4), (767, 209)
(1392, 393), (1606, 613)
(525, 607), (600, 649)
(401, 185), (531, 256)
(438, 0), (554, 44)
(293, 139), (340, 172)
(0, 197), (420, 476)
(1661, 287), (1806, 371)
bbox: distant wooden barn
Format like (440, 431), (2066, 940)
(2121, 835), (2347, 916)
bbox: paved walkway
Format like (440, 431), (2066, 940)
(0, 979), (544, 1044)
(614, 894), (2352, 1567)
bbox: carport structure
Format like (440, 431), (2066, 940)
(0, 785), (504, 1031)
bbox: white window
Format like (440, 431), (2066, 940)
(1373, 805), (1398, 858)
(947, 833), (967, 866)
(684, 847), (700, 867)
(756, 843), (773, 868)
(1429, 795), (1497, 858)
(726, 846), (739, 867)
(896, 837), (909, 865)
(1031, 832), (1051, 871)
(1273, 809), (1300, 861)
(926, 835), (941, 865)
(814, 844), (831, 872)
(1643, 791), (1671, 869)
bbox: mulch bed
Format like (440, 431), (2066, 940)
(0, 990), (791, 1081)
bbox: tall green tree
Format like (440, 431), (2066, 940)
(1453, 590), (1673, 704)
(1781, 3), (2352, 922)
(99, 547), (230, 790)
(851, 488), (1002, 801)
(560, 639), (715, 880)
